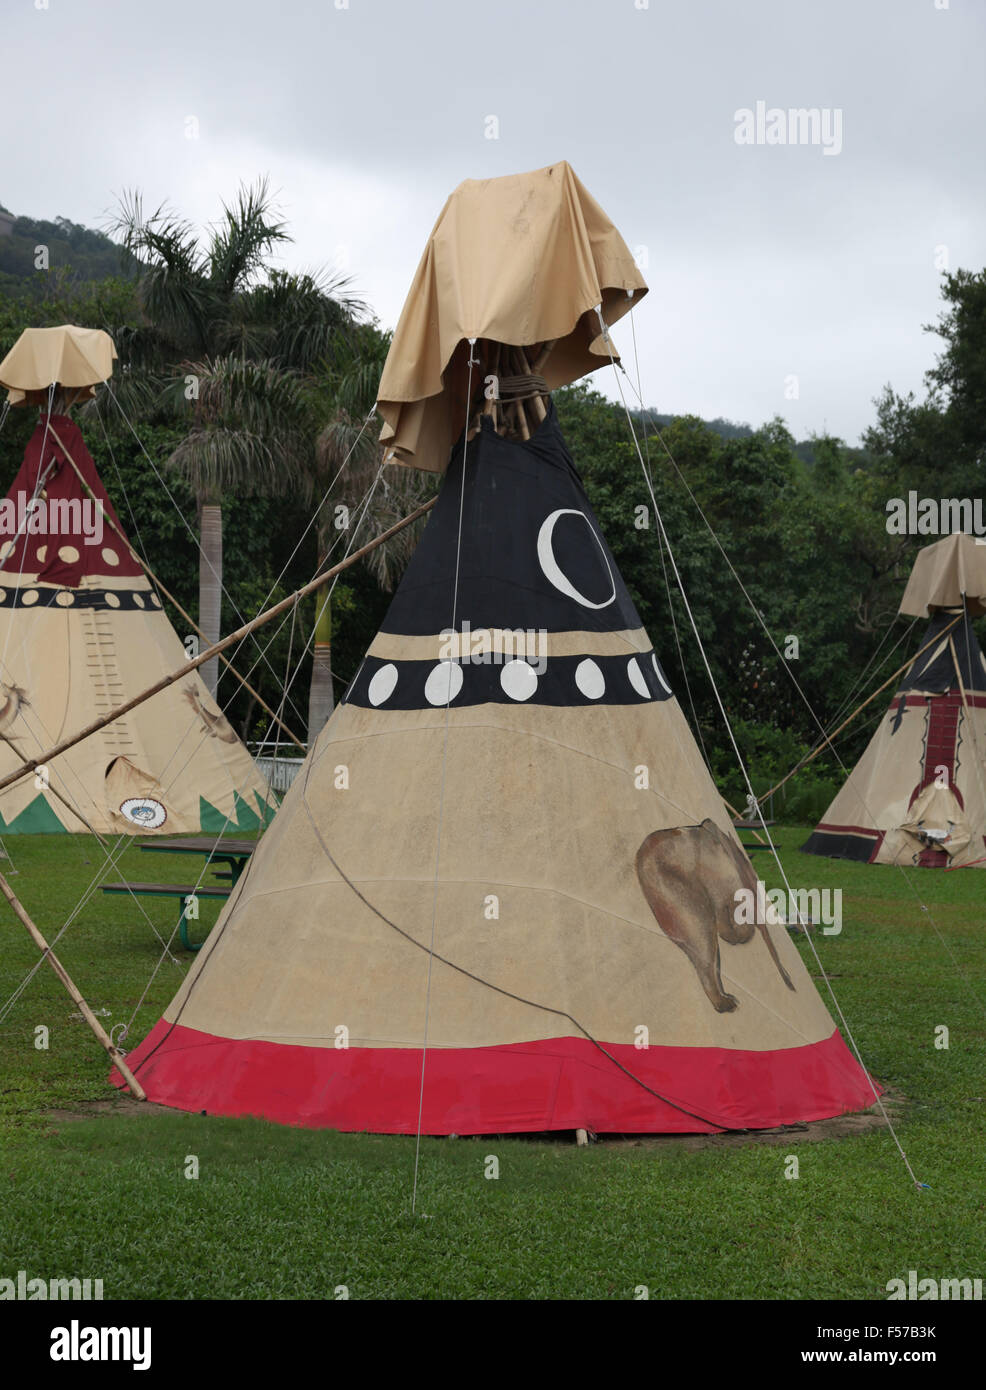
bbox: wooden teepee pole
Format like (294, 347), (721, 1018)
(948, 633), (974, 719)
(722, 795), (766, 844)
(759, 612), (964, 803)
(0, 868), (145, 1099)
(948, 631), (986, 813)
(47, 425), (307, 754)
(0, 496), (437, 795)
(516, 347), (547, 424)
(508, 348), (531, 440)
(532, 339), (557, 372)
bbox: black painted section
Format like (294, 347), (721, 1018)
(380, 403), (645, 637)
(801, 830), (879, 862)
(345, 648), (673, 710)
(902, 609), (986, 694)
(0, 586), (160, 612)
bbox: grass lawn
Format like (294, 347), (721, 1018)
(1, 827), (984, 1300)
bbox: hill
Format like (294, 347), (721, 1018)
(0, 203), (135, 297)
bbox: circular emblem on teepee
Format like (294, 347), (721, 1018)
(500, 659), (539, 701)
(119, 797), (167, 828)
(368, 663), (399, 706)
(424, 660), (463, 706)
(574, 658), (605, 699)
(536, 509), (616, 610)
(651, 653), (672, 694)
(627, 656), (650, 698)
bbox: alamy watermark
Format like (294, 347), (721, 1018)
(734, 101), (843, 156)
(0, 491), (104, 545)
(887, 1270), (982, 1300)
(734, 883), (843, 935)
(1, 1269), (103, 1299)
(439, 622), (548, 675)
(50, 1320), (151, 1371)
(885, 492), (985, 537)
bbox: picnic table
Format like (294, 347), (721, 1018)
(733, 819), (776, 852)
(138, 837), (256, 885)
(101, 837), (257, 951)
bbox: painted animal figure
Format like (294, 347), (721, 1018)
(636, 818), (795, 1013)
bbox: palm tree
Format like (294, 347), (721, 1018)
(107, 180), (366, 696)
(306, 324), (432, 741)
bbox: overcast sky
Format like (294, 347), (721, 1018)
(5, 0), (984, 445)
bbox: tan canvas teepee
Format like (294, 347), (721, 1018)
(117, 164), (875, 1134)
(804, 532), (986, 868)
(0, 327), (273, 835)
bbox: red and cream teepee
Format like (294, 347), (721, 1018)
(804, 532), (986, 868)
(118, 164), (876, 1134)
(0, 326), (273, 835)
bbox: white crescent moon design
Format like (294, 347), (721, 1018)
(536, 509), (616, 610)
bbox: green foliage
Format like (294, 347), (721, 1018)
(864, 266), (986, 551)
(556, 385), (918, 788)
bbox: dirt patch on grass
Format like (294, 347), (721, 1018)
(45, 1097), (179, 1125)
(43, 1091), (906, 1148)
(598, 1090), (907, 1151)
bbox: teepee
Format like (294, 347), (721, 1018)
(117, 163), (875, 1134)
(0, 326), (273, 836)
(804, 532), (986, 869)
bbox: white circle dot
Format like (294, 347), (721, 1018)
(104, 592), (120, 608)
(22, 589), (39, 606)
(651, 654), (672, 695)
(36, 544), (47, 563)
(501, 660), (538, 702)
(575, 658), (605, 700)
(424, 661), (463, 707)
(0, 542), (14, 561)
(627, 657), (650, 699)
(367, 663), (398, 707)
(150, 593), (161, 607)
(58, 546), (80, 564)
(0, 589), (6, 602)
(56, 591), (74, 607)
(133, 593), (145, 609)
(101, 547), (119, 567)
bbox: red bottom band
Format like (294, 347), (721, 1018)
(114, 1020), (879, 1135)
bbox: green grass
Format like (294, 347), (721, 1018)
(1, 828), (984, 1300)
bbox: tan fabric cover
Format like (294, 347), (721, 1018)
(899, 532), (986, 618)
(377, 162), (648, 470)
(0, 327), (117, 405)
(162, 689), (838, 1054)
(887, 783), (971, 865)
(812, 677), (986, 869)
(0, 570), (273, 834)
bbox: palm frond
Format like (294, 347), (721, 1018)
(165, 356), (314, 498)
(105, 190), (215, 353)
(206, 177), (290, 295)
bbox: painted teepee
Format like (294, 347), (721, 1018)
(118, 164), (875, 1134)
(0, 326), (273, 835)
(804, 532), (986, 868)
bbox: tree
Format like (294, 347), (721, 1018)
(106, 179), (366, 695)
(305, 323), (432, 741)
(864, 265), (986, 541)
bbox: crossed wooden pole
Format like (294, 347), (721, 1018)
(0, 492), (435, 1097)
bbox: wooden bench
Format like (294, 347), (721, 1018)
(101, 881), (231, 951)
